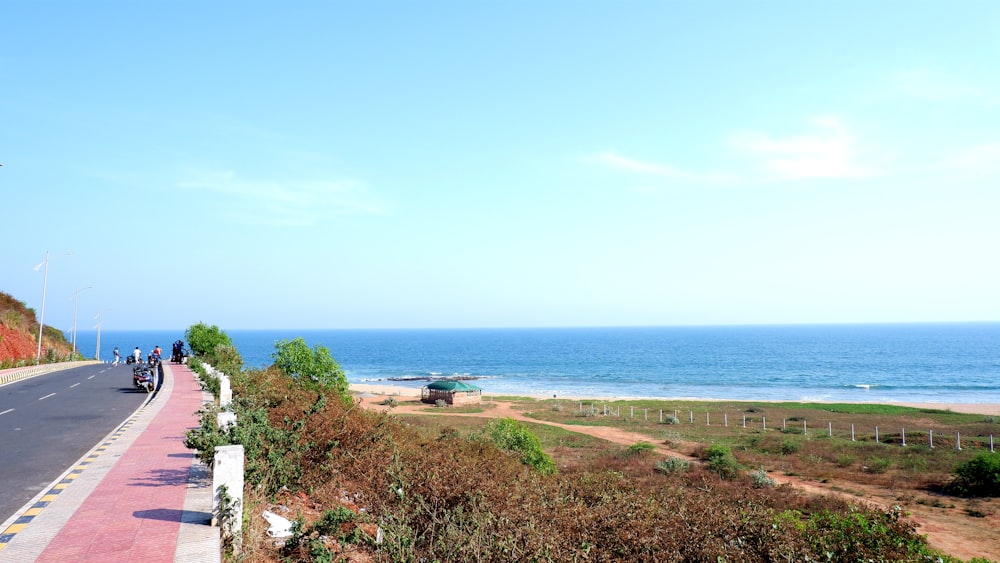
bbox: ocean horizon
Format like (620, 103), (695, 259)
(70, 322), (1000, 405)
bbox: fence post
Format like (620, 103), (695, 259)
(706, 412), (710, 426)
(630, 406), (634, 418)
(762, 416), (766, 430)
(782, 419), (786, 431)
(875, 426), (879, 443)
(219, 373), (233, 408)
(743, 415), (746, 429)
(724, 413), (728, 427)
(828, 422), (832, 437)
(991, 435), (994, 453)
(689, 411), (694, 423)
(929, 429), (934, 449)
(644, 408), (648, 421)
(957, 432), (961, 451)
(851, 424), (855, 442)
(901, 428), (906, 447)
(659, 409), (663, 423)
(803, 420), (807, 435)
(213, 444), (245, 553)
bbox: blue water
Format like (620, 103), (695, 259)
(72, 324), (1000, 404)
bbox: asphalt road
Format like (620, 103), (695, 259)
(0, 363), (153, 523)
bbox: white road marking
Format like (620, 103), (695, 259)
(39, 393), (56, 401)
(88, 375), (96, 380)
(70, 382), (81, 388)
(0, 408), (14, 416)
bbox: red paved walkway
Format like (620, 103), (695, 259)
(37, 364), (205, 562)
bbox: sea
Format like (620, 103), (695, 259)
(71, 323), (1000, 405)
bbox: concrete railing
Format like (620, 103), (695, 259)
(0, 360), (103, 386)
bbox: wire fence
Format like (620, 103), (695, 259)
(574, 402), (997, 453)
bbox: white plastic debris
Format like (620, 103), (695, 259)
(262, 510), (294, 538)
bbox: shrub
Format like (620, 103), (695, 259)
(780, 439), (801, 455)
(703, 444), (741, 480)
(435, 399), (447, 408)
(654, 457), (690, 474)
(864, 457), (892, 474)
(751, 467), (776, 488)
(661, 414), (680, 425)
(479, 417), (555, 474)
(271, 337), (348, 398)
(381, 397), (398, 407)
(949, 452), (1000, 496)
(623, 441), (656, 458)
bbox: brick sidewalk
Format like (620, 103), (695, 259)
(0, 363), (219, 562)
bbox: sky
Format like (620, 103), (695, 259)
(2, 1), (999, 332)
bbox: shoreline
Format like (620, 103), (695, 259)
(349, 383), (1000, 416)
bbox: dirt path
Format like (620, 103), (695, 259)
(359, 396), (999, 561)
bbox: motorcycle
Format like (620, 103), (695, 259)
(133, 366), (155, 393)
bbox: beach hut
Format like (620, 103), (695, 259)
(421, 380), (483, 406)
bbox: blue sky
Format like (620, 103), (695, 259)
(2, 1), (999, 331)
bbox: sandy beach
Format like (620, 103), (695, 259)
(349, 383), (1000, 416)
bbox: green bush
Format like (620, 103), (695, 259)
(949, 451), (1000, 496)
(479, 417), (555, 474)
(185, 322), (233, 357)
(623, 441), (656, 458)
(703, 444), (741, 480)
(799, 508), (935, 560)
(272, 337), (348, 398)
(751, 467), (776, 488)
(212, 343), (244, 377)
(654, 457), (690, 474)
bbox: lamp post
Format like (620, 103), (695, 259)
(71, 286), (93, 357)
(33, 252), (51, 362)
(94, 309), (111, 362)
(33, 251), (72, 363)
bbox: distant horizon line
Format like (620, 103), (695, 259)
(71, 320), (1000, 333)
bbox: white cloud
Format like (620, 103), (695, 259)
(178, 170), (386, 226)
(591, 117), (871, 185)
(590, 151), (737, 184)
(726, 117), (869, 180)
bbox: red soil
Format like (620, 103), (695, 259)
(0, 326), (40, 361)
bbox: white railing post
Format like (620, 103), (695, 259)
(220, 373), (232, 408)
(213, 444), (245, 551)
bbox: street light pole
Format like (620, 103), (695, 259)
(95, 311), (103, 362)
(71, 286), (93, 357)
(34, 252), (50, 362)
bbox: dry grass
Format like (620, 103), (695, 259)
(215, 377), (971, 562)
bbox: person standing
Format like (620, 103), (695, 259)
(112, 347), (120, 366)
(133, 347), (142, 363)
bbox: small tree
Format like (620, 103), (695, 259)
(271, 337), (349, 398)
(185, 322), (233, 357)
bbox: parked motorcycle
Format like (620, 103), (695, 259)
(133, 366), (155, 393)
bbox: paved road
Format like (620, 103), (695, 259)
(0, 363), (152, 522)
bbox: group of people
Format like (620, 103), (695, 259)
(111, 344), (169, 366)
